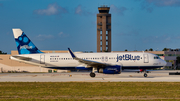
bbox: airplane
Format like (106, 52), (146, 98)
(10, 29), (167, 77)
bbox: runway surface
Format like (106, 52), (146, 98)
(0, 70), (180, 82)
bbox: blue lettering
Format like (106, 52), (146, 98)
(117, 55), (118, 62)
(125, 54), (129, 60)
(116, 54), (141, 62)
(129, 54), (131, 60)
(137, 56), (140, 60)
(119, 56), (123, 60)
(133, 56), (136, 60)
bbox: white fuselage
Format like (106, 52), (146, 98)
(10, 52), (167, 70)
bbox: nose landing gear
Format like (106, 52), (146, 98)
(144, 73), (147, 77)
(143, 69), (150, 77)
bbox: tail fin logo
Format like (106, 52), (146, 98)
(12, 29), (43, 54)
(20, 45), (33, 50)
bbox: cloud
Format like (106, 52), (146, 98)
(34, 3), (68, 16)
(75, 5), (93, 16)
(110, 5), (127, 16)
(35, 31), (69, 41)
(139, 0), (180, 13)
(36, 34), (54, 41)
(75, 5), (83, 15)
(58, 32), (69, 37)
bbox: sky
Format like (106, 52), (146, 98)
(1, 0), (180, 54)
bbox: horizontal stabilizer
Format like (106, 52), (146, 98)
(11, 56), (32, 61)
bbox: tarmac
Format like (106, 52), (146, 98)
(0, 70), (180, 82)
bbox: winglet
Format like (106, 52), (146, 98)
(68, 48), (76, 58)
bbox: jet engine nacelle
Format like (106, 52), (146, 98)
(98, 65), (122, 74)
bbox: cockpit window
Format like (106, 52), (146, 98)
(154, 56), (160, 59)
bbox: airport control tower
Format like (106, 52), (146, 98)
(97, 5), (111, 52)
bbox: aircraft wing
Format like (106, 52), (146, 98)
(68, 48), (110, 68)
(11, 56), (32, 61)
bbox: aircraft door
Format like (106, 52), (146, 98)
(40, 55), (45, 64)
(144, 54), (149, 63)
(101, 56), (108, 62)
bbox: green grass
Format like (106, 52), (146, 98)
(0, 82), (180, 100)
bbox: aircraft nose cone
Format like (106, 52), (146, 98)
(162, 60), (167, 66)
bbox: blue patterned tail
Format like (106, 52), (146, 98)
(12, 29), (43, 54)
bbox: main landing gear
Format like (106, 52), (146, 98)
(90, 67), (96, 77)
(90, 72), (96, 77)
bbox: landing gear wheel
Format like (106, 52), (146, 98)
(90, 72), (96, 77)
(144, 73), (147, 77)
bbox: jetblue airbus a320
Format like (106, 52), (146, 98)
(10, 29), (167, 77)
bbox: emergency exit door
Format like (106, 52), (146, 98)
(40, 55), (45, 64)
(144, 54), (149, 63)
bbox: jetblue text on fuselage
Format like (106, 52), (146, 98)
(117, 54), (141, 62)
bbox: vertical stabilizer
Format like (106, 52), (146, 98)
(12, 29), (43, 54)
